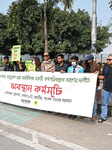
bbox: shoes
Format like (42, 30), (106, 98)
(48, 111), (52, 113)
(60, 114), (67, 116)
(69, 115), (77, 119)
(72, 115), (77, 119)
(80, 116), (85, 119)
(55, 113), (66, 116)
(68, 115), (73, 119)
(80, 116), (96, 121)
(55, 113), (60, 115)
(98, 117), (106, 123)
(91, 116), (95, 122)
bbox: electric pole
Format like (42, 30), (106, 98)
(44, 0), (48, 52)
(91, 0), (97, 61)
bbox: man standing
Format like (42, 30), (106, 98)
(97, 54), (112, 123)
(4, 56), (14, 71)
(55, 54), (69, 73)
(81, 54), (101, 121)
(68, 55), (84, 73)
(68, 55), (84, 119)
(41, 52), (55, 72)
(55, 54), (69, 115)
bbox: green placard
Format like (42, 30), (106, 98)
(25, 61), (34, 71)
(12, 45), (21, 61)
(27, 64), (35, 72)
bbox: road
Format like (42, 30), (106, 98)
(0, 102), (112, 150)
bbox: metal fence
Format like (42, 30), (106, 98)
(96, 54), (108, 63)
(0, 53), (108, 63)
(0, 54), (43, 62)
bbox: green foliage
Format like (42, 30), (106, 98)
(109, 0), (112, 9)
(97, 26), (112, 53)
(0, 0), (111, 55)
(7, 0), (40, 54)
(1, 61), (14, 65)
(9, 61), (14, 65)
(54, 9), (92, 54)
(48, 8), (111, 54)
(2, 61), (5, 65)
(0, 13), (18, 55)
(98, 62), (102, 66)
(59, 0), (74, 10)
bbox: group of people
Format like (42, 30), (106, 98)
(3, 52), (112, 123)
(4, 56), (25, 71)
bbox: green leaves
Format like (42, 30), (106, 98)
(109, 0), (112, 9)
(0, 13), (18, 55)
(0, 0), (111, 55)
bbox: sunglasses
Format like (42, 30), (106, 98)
(43, 55), (49, 57)
(107, 59), (112, 61)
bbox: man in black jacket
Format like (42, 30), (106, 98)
(4, 56), (14, 71)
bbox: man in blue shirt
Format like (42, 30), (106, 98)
(67, 55), (84, 73)
(67, 55), (84, 119)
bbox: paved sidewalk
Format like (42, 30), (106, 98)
(0, 102), (112, 150)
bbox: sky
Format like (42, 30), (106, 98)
(0, 0), (112, 54)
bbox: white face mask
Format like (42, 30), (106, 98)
(32, 61), (35, 65)
(71, 62), (76, 67)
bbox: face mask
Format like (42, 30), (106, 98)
(71, 62), (76, 67)
(32, 61), (35, 65)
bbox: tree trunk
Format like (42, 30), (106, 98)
(44, 0), (48, 52)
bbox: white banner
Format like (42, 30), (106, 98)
(0, 72), (97, 117)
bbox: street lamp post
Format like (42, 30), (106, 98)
(91, 0), (97, 61)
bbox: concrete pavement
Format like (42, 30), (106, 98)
(0, 102), (112, 150)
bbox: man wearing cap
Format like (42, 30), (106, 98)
(81, 54), (101, 121)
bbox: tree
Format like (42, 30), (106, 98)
(109, 0), (112, 9)
(0, 13), (18, 55)
(7, 2), (111, 55)
(97, 25), (112, 53)
(43, 0), (74, 52)
(47, 8), (111, 54)
(7, 0), (75, 53)
(7, 0), (41, 54)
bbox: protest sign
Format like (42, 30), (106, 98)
(25, 61), (34, 71)
(0, 72), (97, 117)
(12, 45), (21, 61)
(27, 65), (35, 72)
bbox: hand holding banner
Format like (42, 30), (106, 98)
(0, 72), (97, 117)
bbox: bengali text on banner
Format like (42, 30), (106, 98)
(0, 72), (97, 117)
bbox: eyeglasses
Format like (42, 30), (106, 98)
(43, 55), (49, 57)
(107, 59), (112, 61)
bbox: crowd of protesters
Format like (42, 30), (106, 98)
(2, 52), (112, 123)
